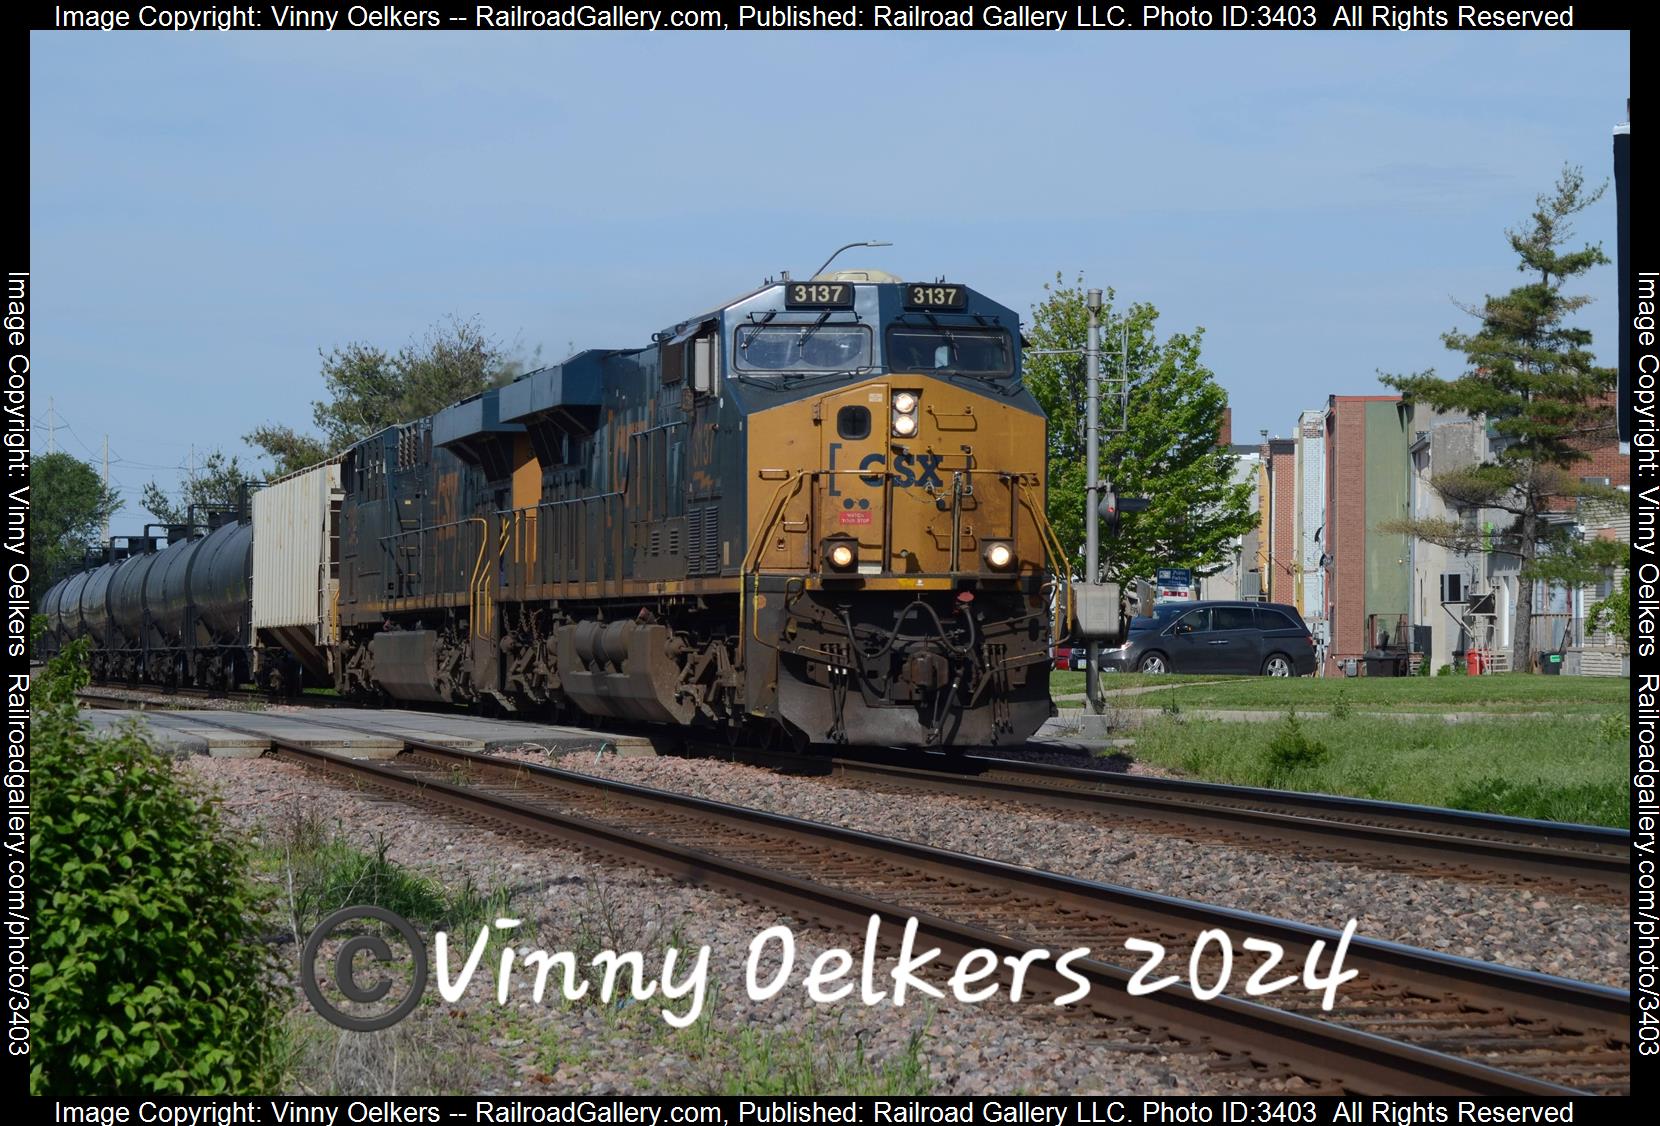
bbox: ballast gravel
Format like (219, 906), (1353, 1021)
(547, 753), (1627, 988)
(185, 755), (1301, 1096)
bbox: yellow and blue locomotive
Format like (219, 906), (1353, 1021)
(40, 271), (1071, 749)
(334, 270), (1067, 747)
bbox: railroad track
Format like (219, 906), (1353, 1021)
(825, 752), (1632, 901)
(195, 712), (1628, 1096)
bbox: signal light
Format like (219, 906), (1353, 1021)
(892, 389), (919, 436)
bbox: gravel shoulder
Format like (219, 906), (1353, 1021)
(549, 752), (1627, 988)
(184, 755), (1296, 1096)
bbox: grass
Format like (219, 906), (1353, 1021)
(1128, 712), (1630, 827)
(1053, 671), (1629, 714)
(674, 998), (933, 1096)
(259, 804), (515, 939)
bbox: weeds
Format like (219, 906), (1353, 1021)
(677, 999), (932, 1096)
(1262, 709), (1331, 785)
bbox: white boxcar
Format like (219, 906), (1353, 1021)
(251, 460), (342, 682)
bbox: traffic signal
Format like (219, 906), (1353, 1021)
(1099, 492), (1150, 534)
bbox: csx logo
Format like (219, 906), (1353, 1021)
(827, 443), (943, 494)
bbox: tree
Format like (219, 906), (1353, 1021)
(30, 452), (122, 601)
(1025, 275), (1256, 586)
(1382, 165), (1625, 670)
(140, 448), (256, 526)
(247, 316), (523, 476)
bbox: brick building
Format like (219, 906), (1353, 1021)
(1323, 395), (1410, 672)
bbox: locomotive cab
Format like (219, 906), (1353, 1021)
(733, 272), (1065, 747)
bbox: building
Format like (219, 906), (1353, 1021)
(1322, 395), (1410, 674)
(1293, 409), (1328, 648)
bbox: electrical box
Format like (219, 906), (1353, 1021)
(1073, 583), (1124, 643)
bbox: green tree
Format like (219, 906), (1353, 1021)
(1382, 165), (1625, 670)
(247, 316), (523, 476)
(1025, 275), (1255, 585)
(140, 448), (256, 526)
(30, 452), (122, 601)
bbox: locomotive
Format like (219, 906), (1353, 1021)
(41, 271), (1076, 748)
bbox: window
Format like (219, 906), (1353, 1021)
(1440, 573), (1464, 604)
(836, 405), (871, 440)
(1213, 607), (1255, 631)
(885, 327), (1012, 375)
(1256, 608), (1300, 630)
(1169, 608), (1210, 634)
(734, 324), (870, 372)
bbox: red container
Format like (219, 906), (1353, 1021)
(1466, 651), (1484, 676)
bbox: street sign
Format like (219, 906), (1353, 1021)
(1156, 567), (1192, 587)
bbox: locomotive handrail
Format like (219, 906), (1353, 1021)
(1015, 476), (1072, 644)
(739, 470), (810, 664)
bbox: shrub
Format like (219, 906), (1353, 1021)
(1262, 708), (1331, 785)
(31, 642), (284, 1094)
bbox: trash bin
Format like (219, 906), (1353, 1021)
(1364, 650), (1401, 677)
(1341, 658), (1359, 678)
(1465, 650), (1484, 676)
(1538, 651), (1564, 675)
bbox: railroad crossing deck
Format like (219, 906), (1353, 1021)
(80, 707), (659, 759)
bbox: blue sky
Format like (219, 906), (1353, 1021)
(30, 30), (1631, 522)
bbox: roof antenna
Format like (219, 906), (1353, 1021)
(809, 240), (893, 279)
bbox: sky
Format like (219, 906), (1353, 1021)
(30, 29), (1631, 524)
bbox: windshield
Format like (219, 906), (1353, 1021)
(885, 327), (1012, 375)
(734, 324), (871, 372)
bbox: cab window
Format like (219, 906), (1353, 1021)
(1213, 607), (1256, 631)
(885, 327), (1012, 375)
(734, 324), (870, 372)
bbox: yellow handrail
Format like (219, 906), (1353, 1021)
(1017, 478), (1072, 644)
(739, 471), (808, 663)
(466, 516), (489, 639)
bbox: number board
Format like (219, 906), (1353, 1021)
(785, 281), (854, 308)
(904, 283), (968, 310)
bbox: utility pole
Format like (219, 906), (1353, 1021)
(47, 398), (55, 454)
(102, 435), (111, 543)
(1084, 289), (1104, 715)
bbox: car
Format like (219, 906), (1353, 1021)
(1051, 646), (1088, 671)
(1098, 601), (1318, 677)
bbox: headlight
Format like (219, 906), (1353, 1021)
(983, 541), (1015, 570)
(892, 389), (919, 436)
(824, 540), (857, 571)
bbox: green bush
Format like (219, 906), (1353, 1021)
(1262, 709), (1331, 785)
(31, 642), (284, 1094)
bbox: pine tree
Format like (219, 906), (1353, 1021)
(1025, 275), (1255, 586)
(1383, 165), (1625, 670)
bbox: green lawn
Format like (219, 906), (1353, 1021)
(1052, 671), (1629, 715)
(1124, 711), (1631, 827)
